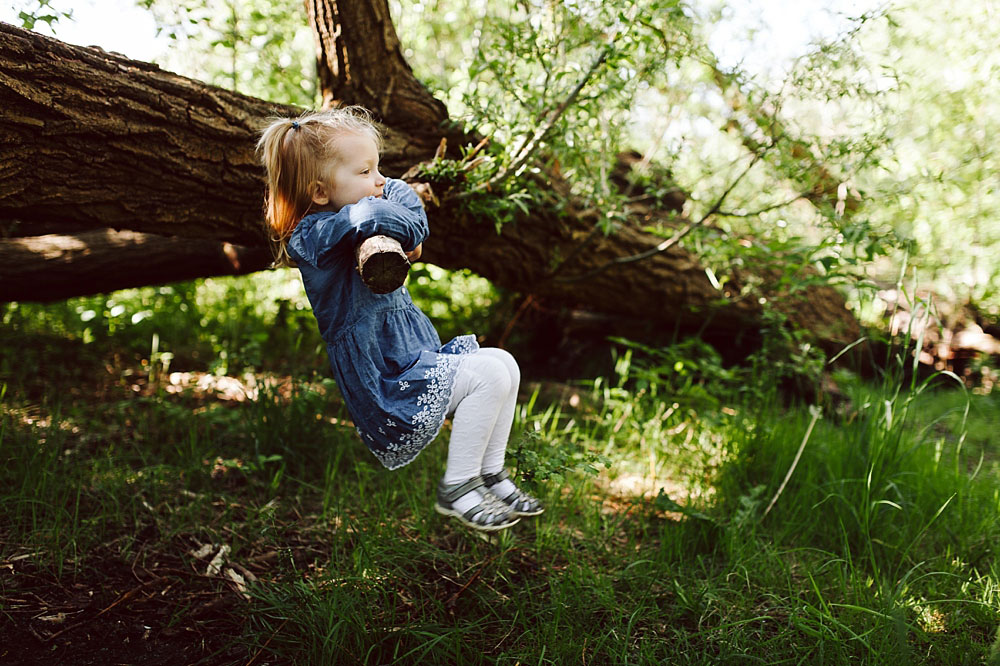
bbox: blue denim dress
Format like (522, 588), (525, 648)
(287, 178), (478, 469)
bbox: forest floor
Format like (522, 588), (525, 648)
(2, 338), (248, 665)
(2, 303), (1000, 665)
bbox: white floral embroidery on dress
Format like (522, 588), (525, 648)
(449, 335), (478, 355)
(360, 335), (479, 470)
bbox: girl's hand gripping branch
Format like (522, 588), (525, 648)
(353, 179), (428, 293)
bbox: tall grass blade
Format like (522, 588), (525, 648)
(763, 405), (822, 518)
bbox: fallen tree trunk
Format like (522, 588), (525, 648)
(0, 22), (441, 247)
(0, 21), (860, 356)
(0, 24), (275, 247)
(0, 229), (270, 302)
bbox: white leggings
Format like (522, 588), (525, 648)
(442, 347), (520, 484)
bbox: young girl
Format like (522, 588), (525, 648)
(257, 106), (543, 532)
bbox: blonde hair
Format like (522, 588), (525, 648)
(256, 106), (383, 265)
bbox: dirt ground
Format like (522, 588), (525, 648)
(2, 545), (251, 666)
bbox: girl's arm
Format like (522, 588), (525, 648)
(289, 179), (428, 267)
(381, 178), (428, 227)
(384, 178), (427, 260)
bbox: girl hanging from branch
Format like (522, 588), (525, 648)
(257, 106), (543, 532)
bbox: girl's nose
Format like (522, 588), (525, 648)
(375, 170), (386, 186)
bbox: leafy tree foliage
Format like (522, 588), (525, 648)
(388, 0), (900, 309)
(9, 0), (71, 30)
(855, 2), (1000, 314)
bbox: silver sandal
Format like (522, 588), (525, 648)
(435, 477), (520, 532)
(482, 470), (544, 517)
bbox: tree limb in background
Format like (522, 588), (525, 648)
(0, 230), (271, 302)
(0, 19), (860, 356)
(707, 57), (863, 217)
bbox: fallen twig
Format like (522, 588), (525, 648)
(445, 553), (500, 609)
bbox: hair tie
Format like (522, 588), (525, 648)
(291, 121), (300, 130)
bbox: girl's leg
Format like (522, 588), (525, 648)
(441, 354), (512, 517)
(476, 347), (520, 475)
(474, 348), (544, 516)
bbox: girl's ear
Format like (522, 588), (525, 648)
(309, 181), (331, 206)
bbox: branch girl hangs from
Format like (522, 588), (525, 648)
(257, 107), (543, 532)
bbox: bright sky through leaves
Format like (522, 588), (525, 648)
(708, 0), (879, 80)
(3, 0), (166, 61)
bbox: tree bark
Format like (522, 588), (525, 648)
(0, 230), (271, 302)
(0, 23), (280, 246)
(0, 21), (860, 355)
(305, 0), (450, 135)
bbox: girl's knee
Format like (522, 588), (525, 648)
(471, 355), (511, 398)
(479, 347), (520, 388)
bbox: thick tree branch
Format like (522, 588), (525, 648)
(0, 21), (432, 245)
(306, 0), (450, 133)
(0, 21), (289, 246)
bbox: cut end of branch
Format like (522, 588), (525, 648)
(356, 235), (410, 294)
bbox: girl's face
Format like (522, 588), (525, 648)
(315, 132), (386, 212)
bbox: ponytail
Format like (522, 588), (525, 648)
(256, 106), (382, 266)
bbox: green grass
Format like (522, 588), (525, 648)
(1, 274), (999, 664)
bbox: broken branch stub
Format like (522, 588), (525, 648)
(356, 235), (410, 294)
